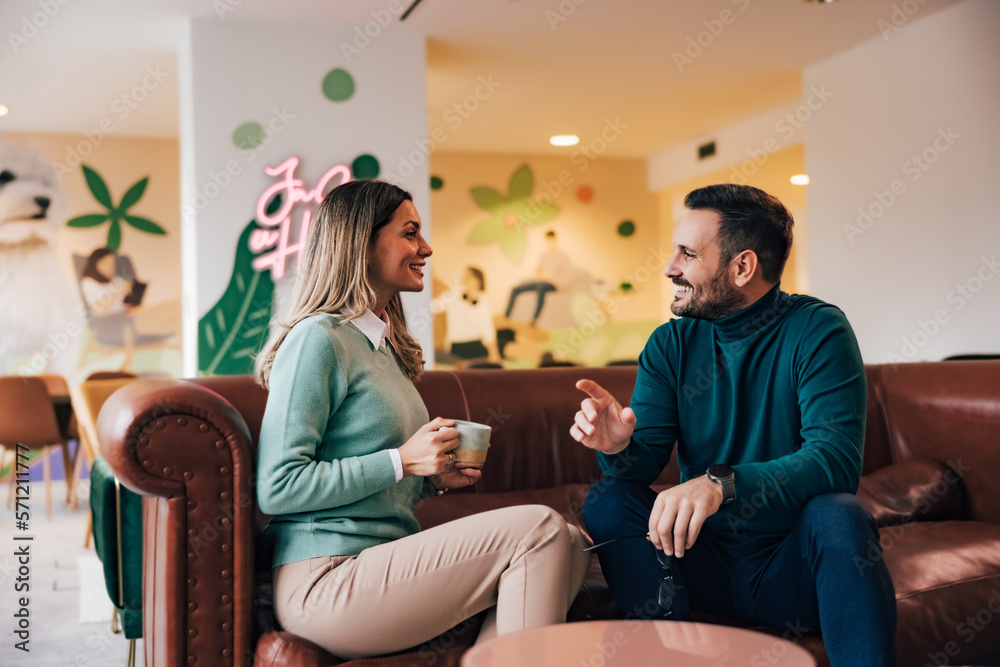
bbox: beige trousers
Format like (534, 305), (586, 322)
(272, 505), (590, 659)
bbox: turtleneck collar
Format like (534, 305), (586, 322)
(707, 283), (788, 343)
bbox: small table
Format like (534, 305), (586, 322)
(461, 620), (815, 667)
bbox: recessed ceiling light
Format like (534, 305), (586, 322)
(804, 0), (837, 3)
(0, 105), (8, 117)
(550, 135), (579, 147)
(790, 174), (810, 185)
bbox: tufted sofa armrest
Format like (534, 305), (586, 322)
(99, 379), (257, 667)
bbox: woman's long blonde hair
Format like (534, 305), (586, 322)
(254, 180), (425, 388)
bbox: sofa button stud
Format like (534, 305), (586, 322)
(143, 460), (153, 468)
(139, 437), (149, 447)
(188, 552), (196, 561)
(220, 491), (230, 500)
(221, 517), (230, 527)
(187, 500), (197, 510)
(177, 417), (187, 426)
(221, 543), (231, 553)
(221, 594), (231, 604)
(221, 622), (231, 631)
(188, 577), (197, 588)
(199, 424), (209, 432)
(184, 471), (194, 481)
(220, 466), (230, 475)
(188, 602), (198, 611)
(221, 569), (231, 578)
(188, 628), (197, 638)
(215, 440), (225, 450)
(156, 420), (165, 429)
(187, 655), (196, 664)
(163, 467), (173, 476)
(221, 649), (232, 658)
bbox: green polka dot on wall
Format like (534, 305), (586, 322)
(351, 154), (380, 179)
(232, 122), (265, 150)
(430, 176), (444, 190)
(618, 220), (636, 237)
(322, 68), (356, 102)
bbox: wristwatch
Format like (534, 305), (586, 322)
(706, 465), (735, 505)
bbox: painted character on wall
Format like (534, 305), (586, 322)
(442, 265), (501, 365)
(0, 139), (81, 376)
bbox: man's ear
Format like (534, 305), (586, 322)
(731, 250), (758, 287)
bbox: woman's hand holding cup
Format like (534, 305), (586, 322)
(398, 417), (461, 477)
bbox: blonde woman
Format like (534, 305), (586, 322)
(254, 180), (589, 659)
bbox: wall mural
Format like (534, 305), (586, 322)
(467, 164), (559, 264)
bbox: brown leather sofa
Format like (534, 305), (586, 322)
(98, 362), (1000, 667)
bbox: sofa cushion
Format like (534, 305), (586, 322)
(855, 459), (968, 526)
(880, 521), (1000, 667)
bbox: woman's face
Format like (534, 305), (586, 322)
(96, 253), (116, 279)
(369, 200), (432, 301)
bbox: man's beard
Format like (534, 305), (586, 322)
(671, 263), (748, 321)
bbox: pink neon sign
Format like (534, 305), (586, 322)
(251, 157), (351, 279)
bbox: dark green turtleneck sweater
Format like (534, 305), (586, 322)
(598, 284), (866, 535)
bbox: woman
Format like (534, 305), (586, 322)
(254, 180), (589, 659)
(80, 247), (133, 317)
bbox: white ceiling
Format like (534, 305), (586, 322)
(0, 0), (966, 158)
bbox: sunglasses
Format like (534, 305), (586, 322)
(583, 533), (685, 618)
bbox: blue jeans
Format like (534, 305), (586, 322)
(583, 478), (898, 667)
(505, 281), (556, 320)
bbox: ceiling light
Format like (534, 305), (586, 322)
(0, 105), (8, 117)
(550, 135), (579, 147)
(790, 174), (810, 185)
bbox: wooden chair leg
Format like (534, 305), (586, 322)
(84, 512), (92, 549)
(60, 440), (74, 506)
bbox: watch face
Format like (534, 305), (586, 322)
(708, 464), (734, 479)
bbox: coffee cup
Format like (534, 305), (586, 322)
(451, 420), (492, 464)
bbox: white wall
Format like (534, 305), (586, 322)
(804, 0), (1000, 363)
(180, 19), (430, 375)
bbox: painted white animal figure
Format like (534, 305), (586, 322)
(0, 140), (82, 376)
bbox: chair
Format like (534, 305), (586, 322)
(0, 376), (73, 518)
(36, 374), (79, 505)
(90, 456), (143, 667)
(71, 253), (176, 371)
(69, 375), (138, 547)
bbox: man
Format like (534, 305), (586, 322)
(573, 184), (897, 666)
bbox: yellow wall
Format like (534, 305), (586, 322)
(429, 152), (662, 322)
(656, 144), (808, 321)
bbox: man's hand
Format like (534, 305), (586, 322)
(570, 379), (637, 455)
(648, 476), (724, 558)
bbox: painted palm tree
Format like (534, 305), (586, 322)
(467, 164), (559, 264)
(66, 164), (166, 251)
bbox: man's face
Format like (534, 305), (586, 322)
(663, 208), (747, 320)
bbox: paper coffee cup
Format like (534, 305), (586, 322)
(451, 419), (492, 464)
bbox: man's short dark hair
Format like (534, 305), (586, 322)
(684, 184), (793, 284)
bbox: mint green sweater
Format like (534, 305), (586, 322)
(257, 314), (430, 567)
(598, 285), (866, 534)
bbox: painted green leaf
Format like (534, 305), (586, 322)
(500, 231), (527, 264)
(119, 177), (148, 212)
(470, 187), (505, 212)
(107, 219), (122, 253)
(83, 165), (113, 209)
(197, 196), (281, 375)
(67, 214), (109, 228)
(508, 164), (533, 201)
(468, 217), (504, 245)
(124, 215), (166, 235)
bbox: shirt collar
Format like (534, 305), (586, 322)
(345, 308), (390, 350)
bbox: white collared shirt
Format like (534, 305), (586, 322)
(343, 308), (405, 482)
